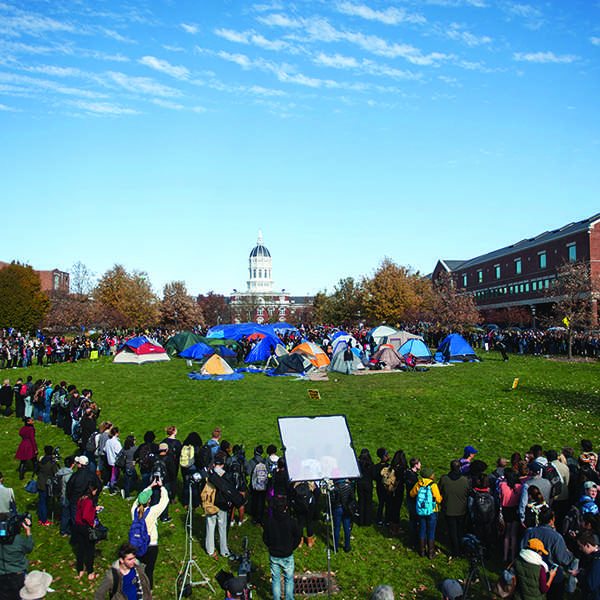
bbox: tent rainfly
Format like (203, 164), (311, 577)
(113, 336), (170, 364)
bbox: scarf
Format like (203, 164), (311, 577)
(519, 548), (548, 572)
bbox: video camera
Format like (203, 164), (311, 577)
(0, 512), (32, 545)
(216, 535), (254, 599)
(462, 534), (485, 559)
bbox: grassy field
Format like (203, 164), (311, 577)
(1, 351), (598, 600)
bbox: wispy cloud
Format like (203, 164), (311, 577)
(591, 37), (600, 46)
(513, 51), (578, 64)
(502, 2), (546, 29)
(0, 13), (76, 37)
(151, 98), (185, 110)
(139, 56), (191, 80)
(0, 103), (18, 111)
(445, 23), (492, 46)
(314, 52), (421, 80)
(257, 13), (302, 28)
(215, 28), (289, 51)
(0, 72), (103, 98)
(336, 2), (426, 26)
(65, 99), (139, 115)
(103, 71), (182, 97)
(181, 23), (200, 35)
(100, 28), (137, 44)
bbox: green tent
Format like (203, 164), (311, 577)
(164, 332), (205, 356)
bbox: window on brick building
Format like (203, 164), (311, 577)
(539, 252), (546, 269)
(568, 243), (576, 262)
(515, 258), (521, 274)
(495, 265), (501, 279)
(477, 270), (483, 283)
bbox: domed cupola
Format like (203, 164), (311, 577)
(247, 231), (273, 293)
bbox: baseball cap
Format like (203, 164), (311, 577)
(158, 443), (169, 451)
(464, 446), (478, 455)
(137, 490), (152, 505)
(76, 455), (89, 466)
(526, 538), (548, 555)
(584, 481), (598, 490)
(225, 577), (245, 599)
(529, 462), (542, 474)
(437, 579), (463, 600)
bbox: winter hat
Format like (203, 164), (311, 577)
(20, 571), (53, 599)
(437, 579), (463, 600)
(421, 467), (434, 479)
(137, 490), (152, 505)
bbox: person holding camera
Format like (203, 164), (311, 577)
(0, 472), (17, 515)
(201, 456), (231, 558)
(130, 479), (168, 590)
(0, 515), (33, 600)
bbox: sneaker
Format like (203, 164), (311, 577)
(221, 550), (231, 558)
(125, 496), (134, 501)
(230, 521), (235, 528)
(109, 489), (118, 496)
(40, 521), (52, 526)
(120, 489), (125, 499)
(160, 516), (172, 523)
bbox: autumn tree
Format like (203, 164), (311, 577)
(362, 258), (431, 326)
(431, 271), (481, 330)
(197, 292), (229, 327)
(548, 260), (599, 359)
(311, 291), (331, 325)
(323, 277), (364, 326)
(95, 265), (159, 330)
(160, 281), (204, 330)
(0, 261), (50, 331)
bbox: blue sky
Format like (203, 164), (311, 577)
(1, 0), (598, 297)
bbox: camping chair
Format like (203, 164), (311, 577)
(404, 353), (417, 372)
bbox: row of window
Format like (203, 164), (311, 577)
(473, 276), (556, 300)
(251, 268), (272, 279)
(462, 243), (576, 287)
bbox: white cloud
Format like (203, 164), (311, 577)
(100, 28), (137, 44)
(151, 98), (185, 110)
(104, 71), (182, 97)
(336, 2), (426, 26)
(591, 37), (600, 46)
(28, 65), (85, 77)
(139, 56), (191, 80)
(502, 2), (545, 29)
(181, 23), (200, 34)
(252, 1), (284, 12)
(0, 72), (103, 98)
(257, 13), (302, 28)
(215, 28), (250, 44)
(0, 14), (75, 37)
(314, 52), (359, 69)
(214, 28), (289, 51)
(0, 103), (18, 111)
(513, 51), (578, 64)
(445, 24), (492, 46)
(314, 52), (420, 80)
(66, 99), (139, 115)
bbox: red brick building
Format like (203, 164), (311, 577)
(0, 261), (70, 294)
(432, 213), (600, 324)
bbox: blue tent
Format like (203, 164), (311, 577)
(245, 335), (284, 363)
(206, 323), (297, 341)
(179, 342), (214, 360)
(434, 334), (478, 362)
(398, 338), (432, 359)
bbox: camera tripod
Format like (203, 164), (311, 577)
(463, 552), (491, 600)
(176, 482), (214, 599)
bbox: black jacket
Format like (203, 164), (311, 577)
(263, 510), (302, 558)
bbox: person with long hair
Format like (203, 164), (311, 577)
(130, 479), (168, 590)
(499, 467), (523, 562)
(73, 483), (99, 581)
(388, 450), (408, 536)
(15, 417), (38, 480)
(179, 432), (203, 509)
(356, 448), (374, 527)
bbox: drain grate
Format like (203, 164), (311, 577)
(293, 572), (338, 596)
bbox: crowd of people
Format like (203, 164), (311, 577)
(1, 365), (600, 600)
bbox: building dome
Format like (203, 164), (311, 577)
(249, 244), (271, 258)
(247, 231), (273, 293)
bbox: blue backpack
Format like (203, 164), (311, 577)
(416, 483), (435, 516)
(129, 508), (151, 557)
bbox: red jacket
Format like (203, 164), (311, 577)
(75, 496), (96, 527)
(14, 425), (37, 461)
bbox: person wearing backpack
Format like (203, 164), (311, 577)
(292, 480), (319, 547)
(467, 473), (496, 554)
(331, 478), (356, 553)
(410, 466), (442, 558)
(387, 450), (408, 537)
(519, 463), (552, 525)
(35, 445), (58, 526)
(134, 431), (159, 491)
(374, 447), (391, 526)
(249, 447), (269, 526)
(356, 448), (374, 527)
(104, 427), (122, 496)
(179, 431), (203, 509)
(93, 542), (152, 600)
(130, 480), (168, 590)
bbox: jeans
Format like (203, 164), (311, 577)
(60, 499), (76, 535)
(419, 512), (438, 541)
(205, 509), (228, 556)
(406, 497), (419, 546)
(123, 468), (138, 498)
(270, 554), (295, 600)
(333, 506), (351, 552)
(38, 489), (49, 523)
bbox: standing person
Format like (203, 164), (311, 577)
(35, 446), (58, 526)
(387, 450), (408, 536)
(206, 428), (222, 460)
(410, 466), (443, 559)
(130, 480), (169, 590)
(135, 431), (159, 491)
(356, 448), (374, 527)
(13, 378), (24, 419)
(513, 538), (558, 600)
(0, 471), (16, 514)
(574, 530), (600, 600)
(95, 421), (112, 484)
(343, 344), (354, 375)
(179, 432), (204, 509)
(151, 443), (176, 523)
(15, 417), (37, 481)
(331, 478), (356, 553)
(459, 446), (478, 477)
(405, 458), (421, 549)
(439, 460), (471, 559)
(0, 515), (33, 600)
(57, 456), (75, 537)
(291, 480), (319, 547)
(521, 507), (573, 600)
(161, 425), (182, 482)
(120, 435), (138, 501)
(0, 379), (13, 417)
(93, 543), (152, 600)
(262, 495), (302, 600)
(374, 448), (390, 526)
(499, 467), (524, 562)
(73, 483), (100, 581)
(201, 456), (230, 558)
(104, 426), (122, 495)
(248, 446), (268, 526)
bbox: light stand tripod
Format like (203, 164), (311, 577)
(462, 536), (490, 600)
(176, 476), (214, 599)
(320, 478), (336, 600)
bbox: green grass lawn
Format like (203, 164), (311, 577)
(1, 352), (598, 600)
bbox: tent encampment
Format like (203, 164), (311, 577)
(164, 332), (205, 357)
(398, 338), (432, 360)
(245, 335), (288, 364)
(113, 336), (170, 364)
(368, 325), (398, 347)
(271, 353), (312, 375)
(434, 334), (479, 362)
(387, 331), (423, 352)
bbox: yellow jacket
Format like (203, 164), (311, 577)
(410, 477), (443, 512)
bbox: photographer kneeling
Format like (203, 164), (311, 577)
(0, 513), (33, 600)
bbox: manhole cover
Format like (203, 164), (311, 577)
(293, 572), (338, 596)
